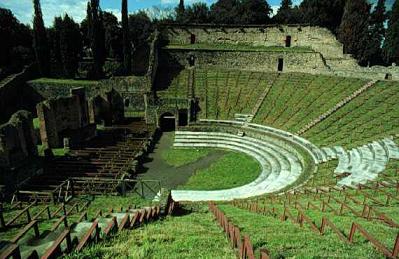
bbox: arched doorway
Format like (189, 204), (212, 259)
(160, 112), (176, 132)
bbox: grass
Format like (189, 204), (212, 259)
(164, 43), (314, 52)
(33, 118), (40, 129)
(178, 151), (261, 191)
(218, 204), (384, 258)
(161, 148), (210, 167)
(28, 78), (99, 86)
(66, 205), (236, 259)
(1, 194), (151, 242)
(303, 81), (399, 149)
(37, 145), (67, 157)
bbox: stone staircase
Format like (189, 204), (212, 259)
(234, 113), (253, 123)
(250, 74), (280, 121)
(297, 80), (378, 135)
(0, 193), (177, 258)
(0, 74), (17, 88)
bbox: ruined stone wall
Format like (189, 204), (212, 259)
(160, 25), (344, 59)
(159, 49), (329, 73)
(0, 65), (42, 124)
(88, 89), (125, 126)
(0, 111), (37, 167)
(36, 88), (95, 148)
(159, 24), (399, 80)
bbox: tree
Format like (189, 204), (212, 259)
(176, 0), (186, 23)
(128, 12), (153, 49)
(366, 0), (386, 65)
(103, 11), (122, 59)
(60, 15), (81, 78)
(87, 0), (106, 78)
(274, 0), (301, 24)
(383, 0), (399, 64)
(210, 0), (241, 24)
(122, 0), (131, 74)
(238, 0), (272, 24)
(338, 0), (371, 65)
(300, 0), (346, 34)
(185, 3), (210, 23)
(0, 8), (33, 76)
(48, 17), (63, 76)
(33, 0), (50, 76)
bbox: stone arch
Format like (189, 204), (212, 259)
(159, 112), (176, 132)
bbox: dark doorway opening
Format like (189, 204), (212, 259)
(124, 98), (130, 107)
(385, 73), (392, 80)
(285, 35), (292, 47)
(178, 109), (188, 127)
(188, 55), (195, 66)
(160, 112), (175, 132)
(190, 34), (196, 44)
(278, 58), (284, 72)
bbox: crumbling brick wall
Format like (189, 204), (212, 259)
(0, 110), (37, 167)
(36, 87), (95, 148)
(88, 88), (125, 126)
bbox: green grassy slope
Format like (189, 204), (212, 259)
(303, 81), (399, 149)
(67, 207), (235, 259)
(253, 73), (368, 133)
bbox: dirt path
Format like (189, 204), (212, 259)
(137, 132), (227, 191)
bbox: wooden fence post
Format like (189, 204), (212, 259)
(348, 223), (357, 243)
(392, 233), (399, 257)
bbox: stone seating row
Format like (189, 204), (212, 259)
(320, 137), (399, 187)
(198, 119), (327, 164)
(171, 131), (304, 201)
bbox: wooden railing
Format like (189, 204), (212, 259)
(234, 200), (399, 258)
(209, 202), (270, 259)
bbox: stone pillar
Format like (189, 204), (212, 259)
(36, 101), (59, 148)
(71, 87), (89, 127)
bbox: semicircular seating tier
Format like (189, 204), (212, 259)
(171, 131), (308, 201)
(171, 120), (399, 201)
(320, 138), (399, 187)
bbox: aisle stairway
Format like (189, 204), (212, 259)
(0, 201), (173, 259)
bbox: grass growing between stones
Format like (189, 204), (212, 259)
(165, 43), (313, 52)
(66, 206), (235, 259)
(161, 148), (210, 167)
(29, 78), (99, 86)
(178, 152), (261, 191)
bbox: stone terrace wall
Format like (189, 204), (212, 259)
(36, 88), (95, 148)
(160, 49), (329, 74)
(160, 24), (344, 59)
(0, 111), (37, 168)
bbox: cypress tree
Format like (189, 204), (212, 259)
(274, 0), (296, 24)
(122, 0), (131, 74)
(300, 0), (345, 34)
(176, 0), (186, 23)
(338, 0), (371, 65)
(60, 14), (81, 78)
(33, 0), (50, 76)
(367, 0), (386, 65)
(88, 0), (106, 78)
(383, 0), (399, 64)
